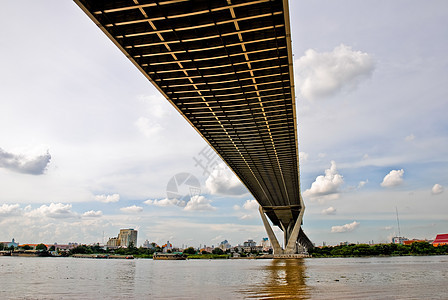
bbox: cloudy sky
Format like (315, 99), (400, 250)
(0, 1), (447, 247)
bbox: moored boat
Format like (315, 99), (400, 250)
(153, 252), (186, 260)
(11, 250), (44, 257)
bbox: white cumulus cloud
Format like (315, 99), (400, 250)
(27, 203), (77, 219)
(120, 205), (143, 213)
(235, 199), (260, 219)
(331, 221), (360, 233)
(295, 44), (374, 100)
(242, 199), (259, 210)
(144, 198), (186, 207)
(322, 206), (336, 215)
(0, 204), (22, 216)
(304, 161), (344, 200)
(431, 184), (444, 195)
(94, 194), (120, 203)
(184, 195), (216, 211)
(82, 210), (103, 218)
(381, 169), (404, 187)
(205, 163), (247, 196)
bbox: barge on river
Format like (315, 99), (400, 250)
(153, 253), (186, 260)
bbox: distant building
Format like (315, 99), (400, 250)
(403, 239), (428, 246)
(143, 239), (151, 248)
(18, 243), (51, 249)
(119, 229), (138, 247)
(107, 237), (120, 248)
(433, 234), (448, 247)
(243, 239), (256, 247)
(260, 238), (272, 252)
(52, 243), (79, 251)
(392, 237), (409, 244)
(142, 240), (158, 249)
(200, 246), (213, 253)
(162, 241), (173, 253)
(218, 240), (231, 251)
(0, 238), (18, 248)
(106, 228), (138, 248)
(234, 240), (262, 253)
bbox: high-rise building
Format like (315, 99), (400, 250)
(260, 238), (272, 252)
(107, 229), (138, 248)
(106, 237), (120, 248)
(119, 229), (138, 247)
(219, 239), (231, 250)
(243, 239), (256, 247)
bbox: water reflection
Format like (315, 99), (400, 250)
(242, 259), (309, 299)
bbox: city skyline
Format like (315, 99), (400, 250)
(0, 1), (447, 246)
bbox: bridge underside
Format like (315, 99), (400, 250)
(75, 0), (312, 253)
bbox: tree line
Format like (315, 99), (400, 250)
(309, 242), (448, 257)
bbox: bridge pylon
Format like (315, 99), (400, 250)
(259, 205), (313, 256)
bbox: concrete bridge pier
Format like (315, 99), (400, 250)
(259, 206), (313, 256)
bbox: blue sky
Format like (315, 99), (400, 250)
(0, 0), (447, 247)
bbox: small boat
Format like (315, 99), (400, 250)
(153, 252), (186, 260)
(11, 250), (43, 257)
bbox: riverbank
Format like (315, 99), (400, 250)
(309, 241), (448, 257)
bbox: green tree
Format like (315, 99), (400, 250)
(410, 242), (435, 255)
(89, 244), (101, 253)
(183, 247), (196, 255)
(36, 243), (48, 251)
(352, 244), (371, 256)
(435, 244), (448, 255)
(115, 247), (126, 255)
(212, 248), (224, 255)
(70, 245), (92, 255)
(22, 245), (32, 250)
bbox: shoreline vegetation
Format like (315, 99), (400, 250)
(2, 242), (447, 259)
(309, 242), (448, 257)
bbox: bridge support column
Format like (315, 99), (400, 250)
(259, 204), (312, 256)
(284, 204), (305, 254)
(259, 206), (283, 254)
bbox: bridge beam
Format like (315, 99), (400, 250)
(74, 0), (314, 252)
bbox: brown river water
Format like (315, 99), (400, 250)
(0, 255), (447, 299)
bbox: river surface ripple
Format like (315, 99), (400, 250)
(0, 255), (447, 299)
